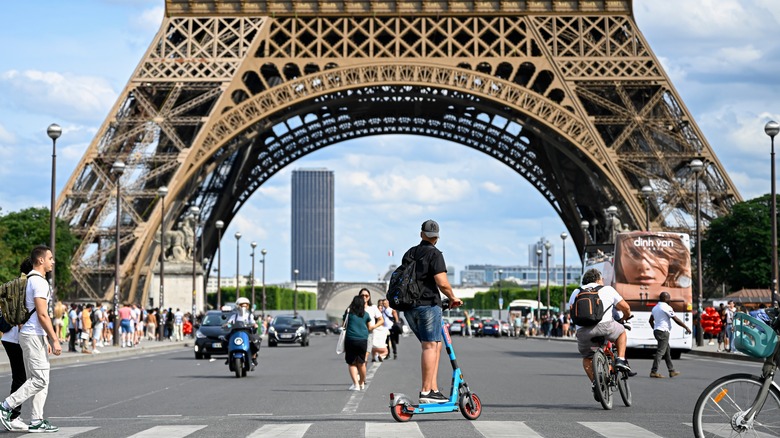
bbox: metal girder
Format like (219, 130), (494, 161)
(57, 1), (740, 307)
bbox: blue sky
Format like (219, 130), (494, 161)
(0, 1), (779, 285)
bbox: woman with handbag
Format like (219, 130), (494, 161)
(341, 294), (374, 391)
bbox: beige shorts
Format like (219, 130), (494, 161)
(575, 320), (625, 358)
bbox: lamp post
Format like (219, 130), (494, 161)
(536, 247), (542, 324)
(689, 158), (704, 346)
(766, 120), (780, 306)
(580, 220), (589, 275)
(293, 269), (299, 316)
(158, 186), (168, 310)
(261, 249), (268, 317)
(544, 241), (551, 320)
(641, 185), (653, 231)
(215, 220), (224, 308)
(497, 269), (503, 321)
(235, 232), (242, 298)
(591, 218), (599, 244)
(250, 241), (257, 310)
(47, 124), (61, 301)
(561, 232), (568, 305)
(189, 206), (200, 316)
(606, 205), (618, 243)
(111, 160), (126, 346)
(202, 257), (209, 311)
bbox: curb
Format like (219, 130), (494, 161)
(0, 342), (190, 374)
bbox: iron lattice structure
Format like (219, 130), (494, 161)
(58, 0), (741, 304)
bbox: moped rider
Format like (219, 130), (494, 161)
(225, 298), (260, 368)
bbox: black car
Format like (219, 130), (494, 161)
(194, 310), (233, 359)
(307, 319), (341, 334)
(268, 314), (309, 347)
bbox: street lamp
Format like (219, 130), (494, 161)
(591, 218), (599, 244)
(606, 205), (618, 243)
(261, 249), (268, 317)
(215, 220), (224, 308)
(766, 120), (780, 306)
(47, 123), (61, 300)
(561, 232), (568, 303)
(641, 185), (653, 231)
(235, 232), (242, 298)
(158, 186), (168, 310)
(250, 241), (257, 310)
(202, 257), (209, 311)
(189, 206), (200, 316)
(111, 160), (126, 346)
(689, 158), (704, 346)
(536, 247), (542, 324)
(497, 269), (503, 321)
(580, 220), (589, 275)
(544, 241), (551, 321)
(293, 268), (299, 316)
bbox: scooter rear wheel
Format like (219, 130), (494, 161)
(390, 404), (413, 422)
(459, 393), (482, 420)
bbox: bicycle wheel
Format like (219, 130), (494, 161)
(592, 350), (612, 410)
(617, 370), (632, 407)
(693, 373), (780, 437)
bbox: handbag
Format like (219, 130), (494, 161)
(336, 309), (349, 355)
(372, 325), (389, 348)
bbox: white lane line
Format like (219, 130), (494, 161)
(581, 422), (663, 438)
(49, 417), (93, 419)
(366, 421), (423, 438)
(227, 413), (273, 416)
(341, 362), (381, 414)
(473, 421), (544, 437)
(137, 414), (182, 418)
(127, 425), (206, 437)
(246, 423), (311, 438)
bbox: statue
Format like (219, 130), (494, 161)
(155, 215), (197, 262)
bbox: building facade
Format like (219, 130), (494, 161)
(291, 169), (335, 282)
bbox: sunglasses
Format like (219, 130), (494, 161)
(361, 294), (370, 298)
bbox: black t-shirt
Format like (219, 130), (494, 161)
(401, 240), (447, 306)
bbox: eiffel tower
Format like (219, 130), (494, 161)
(58, 0), (741, 305)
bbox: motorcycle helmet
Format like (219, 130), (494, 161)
(236, 297), (250, 307)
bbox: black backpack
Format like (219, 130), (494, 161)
(90, 308), (99, 326)
(571, 285), (610, 327)
(386, 248), (423, 311)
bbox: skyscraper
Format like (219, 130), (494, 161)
(291, 169), (334, 281)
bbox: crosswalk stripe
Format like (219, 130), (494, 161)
(366, 421), (423, 438)
(126, 425), (207, 437)
(698, 423), (778, 438)
(581, 422), (663, 438)
(473, 421), (543, 437)
(246, 423), (312, 438)
(20, 427), (98, 437)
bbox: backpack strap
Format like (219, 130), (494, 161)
(23, 272), (46, 317)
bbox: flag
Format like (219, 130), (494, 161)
(388, 250), (394, 257)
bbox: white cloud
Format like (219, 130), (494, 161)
(480, 181), (502, 194)
(132, 6), (164, 33)
(0, 70), (117, 122)
(0, 124), (14, 144)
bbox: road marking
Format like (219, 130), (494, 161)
(49, 417), (93, 419)
(581, 422), (663, 438)
(127, 425), (206, 437)
(473, 421), (543, 437)
(341, 362), (381, 414)
(366, 421), (423, 437)
(691, 423), (778, 438)
(227, 413), (273, 416)
(41, 427), (98, 437)
(137, 414), (182, 418)
(246, 423), (311, 438)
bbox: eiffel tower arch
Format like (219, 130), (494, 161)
(58, 1), (741, 305)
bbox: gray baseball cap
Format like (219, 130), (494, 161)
(421, 219), (439, 238)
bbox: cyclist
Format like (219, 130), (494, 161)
(568, 268), (632, 399)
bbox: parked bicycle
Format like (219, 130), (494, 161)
(693, 309), (780, 437)
(591, 318), (633, 410)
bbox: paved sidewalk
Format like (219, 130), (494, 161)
(0, 339), (191, 374)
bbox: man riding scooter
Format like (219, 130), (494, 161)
(225, 298), (260, 368)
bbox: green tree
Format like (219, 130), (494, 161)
(0, 207), (78, 298)
(701, 195), (773, 292)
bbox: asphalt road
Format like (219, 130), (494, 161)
(0, 334), (761, 437)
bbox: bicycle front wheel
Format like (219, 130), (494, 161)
(693, 373), (780, 437)
(592, 350), (612, 410)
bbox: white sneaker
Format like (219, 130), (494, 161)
(8, 418), (28, 431)
(348, 384), (359, 391)
(92, 349), (100, 354)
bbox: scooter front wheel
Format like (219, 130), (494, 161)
(390, 404), (414, 422)
(233, 357), (242, 378)
(459, 393), (482, 420)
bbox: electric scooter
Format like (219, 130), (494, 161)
(389, 299), (482, 422)
(221, 312), (255, 378)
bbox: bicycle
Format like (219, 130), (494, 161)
(693, 310), (780, 437)
(591, 319), (633, 410)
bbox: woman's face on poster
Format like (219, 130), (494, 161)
(619, 247), (670, 286)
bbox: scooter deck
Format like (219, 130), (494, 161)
(407, 402), (459, 414)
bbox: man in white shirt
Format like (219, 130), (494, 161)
(649, 291), (691, 378)
(0, 245), (61, 433)
(174, 308), (184, 341)
(568, 269), (632, 395)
